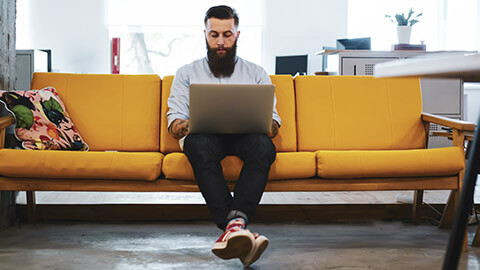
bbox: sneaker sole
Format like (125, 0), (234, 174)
(212, 231), (254, 260)
(241, 236), (269, 267)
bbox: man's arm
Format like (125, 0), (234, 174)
(167, 65), (191, 140)
(168, 119), (190, 140)
(269, 120), (280, 138)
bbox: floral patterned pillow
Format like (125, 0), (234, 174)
(0, 87), (89, 151)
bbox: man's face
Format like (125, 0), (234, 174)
(204, 18), (240, 57)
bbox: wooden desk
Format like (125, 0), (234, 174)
(375, 52), (480, 270)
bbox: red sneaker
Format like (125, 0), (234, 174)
(240, 232), (269, 267)
(211, 219), (254, 260)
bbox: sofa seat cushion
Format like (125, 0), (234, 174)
(0, 149), (163, 181)
(316, 146), (464, 178)
(162, 152), (316, 181)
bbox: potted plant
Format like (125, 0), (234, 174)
(385, 8), (422, 44)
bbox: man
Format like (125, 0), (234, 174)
(167, 5), (281, 267)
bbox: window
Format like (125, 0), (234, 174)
(347, 0), (479, 51)
(107, 0), (265, 75)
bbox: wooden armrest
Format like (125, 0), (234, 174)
(432, 131), (474, 141)
(0, 115), (15, 130)
(422, 112), (476, 131)
(0, 115), (15, 149)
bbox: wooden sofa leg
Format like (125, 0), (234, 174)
(439, 190), (457, 229)
(26, 191), (37, 224)
(412, 190), (424, 225)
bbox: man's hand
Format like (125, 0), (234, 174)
(168, 119), (190, 140)
(269, 120), (280, 138)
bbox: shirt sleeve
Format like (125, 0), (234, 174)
(257, 67), (282, 126)
(167, 66), (190, 128)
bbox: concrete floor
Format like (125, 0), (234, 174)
(0, 221), (479, 270)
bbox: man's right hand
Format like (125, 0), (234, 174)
(168, 119), (190, 140)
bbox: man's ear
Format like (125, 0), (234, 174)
(236, 30), (240, 39)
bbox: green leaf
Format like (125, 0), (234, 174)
(387, 8), (422, 26)
(395, 14), (408, 26)
(12, 105), (34, 129)
(49, 97), (64, 113)
(406, 8), (414, 20)
(43, 97), (64, 113)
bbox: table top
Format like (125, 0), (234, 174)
(315, 49), (430, 56)
(374, 52), (480, 82)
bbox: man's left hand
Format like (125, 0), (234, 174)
(269, 120), (280, 138)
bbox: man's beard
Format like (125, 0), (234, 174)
(206, 40), (237, 78)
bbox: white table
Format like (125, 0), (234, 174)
(375, 52), (480, 81)
(375, 52), (480, 270)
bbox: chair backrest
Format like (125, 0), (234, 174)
(31, 72), (161, 152)
(160, 75), (297, 153)
(295, 76), (425, 151)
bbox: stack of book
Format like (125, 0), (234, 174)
(392, 44), (426, 51)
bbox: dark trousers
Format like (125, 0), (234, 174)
(183, 133), (276, 230)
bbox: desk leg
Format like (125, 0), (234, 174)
(442, 114), (480, 269)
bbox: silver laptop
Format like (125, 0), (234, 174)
(189, 83), (275, 134)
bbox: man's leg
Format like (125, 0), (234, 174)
(230, 134), (276, 223)
(183, 133), (231, 230)
(184, 133), (256, 260)
(229, 133), (276, 266)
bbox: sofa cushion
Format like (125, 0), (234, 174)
(316, 146), (464, 178)
(162, 152), (316, 180)
(160, 75), (297, 153)
(31, 73), (161, 152)
(270, 75), (297, 152)
(0, 87), (88, 151)
(0, 149), (163, 181)
(295, 76), (426, 151)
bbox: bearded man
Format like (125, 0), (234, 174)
(166, 5), (281, 267)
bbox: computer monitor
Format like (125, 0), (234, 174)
(275, 55), (308, 76)
(336, 37), (371, 50)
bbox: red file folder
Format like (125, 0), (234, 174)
(111, 37), (120, 74)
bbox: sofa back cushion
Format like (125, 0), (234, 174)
(295, 76), (425, 151)
(160, 76), (180, 153)
(31, 73), (161, 152)
(160, 75), (297, 153)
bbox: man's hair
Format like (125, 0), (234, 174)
(204, 5), (239, 27)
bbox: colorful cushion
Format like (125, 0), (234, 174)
(0, 87), (89, 151)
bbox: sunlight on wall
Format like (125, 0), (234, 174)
(347, 0), (479, 51)
(107, 0), (265, 75)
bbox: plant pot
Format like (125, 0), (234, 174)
(397, 26), (412, 44)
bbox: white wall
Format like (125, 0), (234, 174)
(16, 0), (110, 73)
(16, 0), (348, 75)
(263, 0), (348, 75)
(464, 83), (480, 124)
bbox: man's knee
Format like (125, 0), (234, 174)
(242, 134), (276, 164)
(184, 134), (223, 160)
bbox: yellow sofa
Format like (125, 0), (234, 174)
(0, 73), (475, 230)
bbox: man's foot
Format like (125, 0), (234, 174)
(211, 218), (254, 260)
(240, 232), (269, 267)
